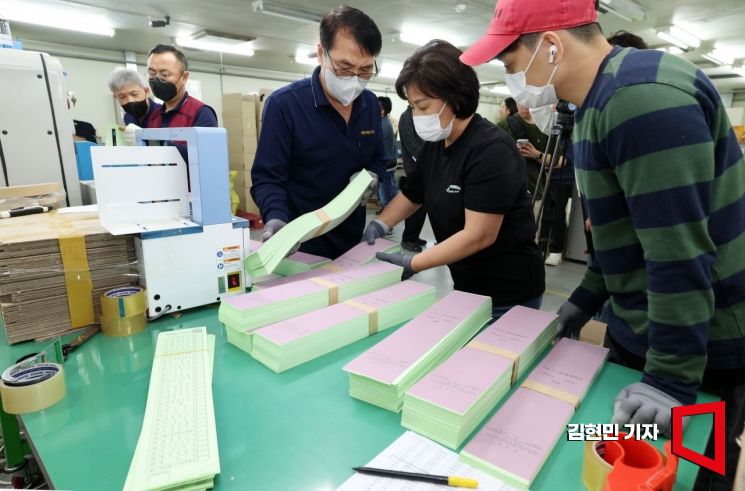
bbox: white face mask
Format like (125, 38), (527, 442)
(413, 103), (455, 142)
(322, 65), (367, 107)
(530, 104), (557, 135)
(504, 39), (560, 108)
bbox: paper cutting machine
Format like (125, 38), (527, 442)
(91, 127), (250, 317)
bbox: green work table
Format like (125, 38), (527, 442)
(0, 305), (714, 490)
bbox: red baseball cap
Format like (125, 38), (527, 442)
(460, 0), (597, 66)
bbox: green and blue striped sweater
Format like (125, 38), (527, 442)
(570, 47), (745, 404)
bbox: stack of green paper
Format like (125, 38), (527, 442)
(251, 281), (436, 372)
(124, 327), (219, 491)
(220, 262), (403, 355)
(401, 306), (558, 449)
(248, 240), (330, 277)
(343, 290), (492, 412)
(244, 172), (372, 277)
(252, 239), (401, 290)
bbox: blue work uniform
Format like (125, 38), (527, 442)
(251, 66), (387, 259)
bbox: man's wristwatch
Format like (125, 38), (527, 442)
(538, 151), (545, 161)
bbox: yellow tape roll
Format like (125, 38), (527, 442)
(101, 314), (147, 337)
(0, 363), (66, 414)
(100, 286), (148, 337)
(582, 441), (613, 491)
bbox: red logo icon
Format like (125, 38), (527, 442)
(671, 401), (725, 475)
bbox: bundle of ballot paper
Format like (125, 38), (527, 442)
(401, 306), (557, 449)
(124, 327), (219, 491)
(220, 262), (403, 355)
(251, 281), (436, 373)
(252, 239), (400, 290)
(248, 240), (330, 277)
(460, 338), (608, 489)
(343, 290), (492, 412)
(244, 172), (372, 277)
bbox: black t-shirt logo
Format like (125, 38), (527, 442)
(446, 185), (461, 194)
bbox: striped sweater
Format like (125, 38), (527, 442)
(570, 46), (745, 404)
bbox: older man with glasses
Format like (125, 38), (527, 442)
(250, 5), (387, 259)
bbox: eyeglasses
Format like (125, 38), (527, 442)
(324, 50), (378, 81)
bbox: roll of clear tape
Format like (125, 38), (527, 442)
(0, 363), (66, 414)
(100, 286), (148, 337)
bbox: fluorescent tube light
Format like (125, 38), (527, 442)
(2, 0), (114, 37)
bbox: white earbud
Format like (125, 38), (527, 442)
(549, 45), (558, 64)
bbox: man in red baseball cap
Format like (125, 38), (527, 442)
(463, 2), (745, 490)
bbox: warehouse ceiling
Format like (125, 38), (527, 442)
(7, 0), (745, 93)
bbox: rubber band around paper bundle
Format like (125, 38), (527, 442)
(466, 340), (521, 384)
(344, 299), (379, 335)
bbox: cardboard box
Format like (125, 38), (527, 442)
(223, 115), (257, 137)
(579, 319), (607, 347)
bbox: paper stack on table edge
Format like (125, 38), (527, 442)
(343, 290), (492, 412)
(244, 172), (372, 277)
(251, 281), (436, 372)
(460, 338), (608, 489)
(251, 239), (401, 290)
(402, 306), (557, 449)
(336, 431), (520, 491)
(124, 327), (219, 491)
(248, 239), (331, 277)
(220, 262), (403, 354)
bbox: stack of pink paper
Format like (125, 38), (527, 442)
(402, 306), (558, 449)
(219, 261), (403, 354)
(252, 239), (400, 290)
(460, 338), (608, 488)
(251, 281), (436, 372)
(343, 290), (492, 412)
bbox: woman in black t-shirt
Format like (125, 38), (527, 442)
(362, 40), (545, 319)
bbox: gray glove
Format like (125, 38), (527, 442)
(376, 252), (415, 280)
(612, 382), (684, 437)
(352, 170), (379, 207)
(262, 218), (299, 255)
(555, 301), (592, 339)
(362, 219), (391, 245)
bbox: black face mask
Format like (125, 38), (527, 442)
(121, 99), (149, 119)
(149, 77), (178, 102)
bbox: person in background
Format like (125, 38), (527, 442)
(529, 104), (574, 266)
(398, 106), (427, 253)
(364, 40), (545, 320)
(499, 103), (547, 198)
(461, 0), (745, 487)
(122, 44), (217, 161)
(377, 96), (398, 212)
(607, 30), (648, 49)
(107, 67), (161, 133)
(497, 96), (518, 122)
(67, 91), (97, 143)
(251, 6), (385, 259)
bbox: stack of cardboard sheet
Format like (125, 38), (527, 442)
(222, 93), (260, 214)
(0, 210), (137, 343)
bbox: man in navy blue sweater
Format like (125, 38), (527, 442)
(250, 6), (387, 259)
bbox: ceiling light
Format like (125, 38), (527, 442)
(656, 46), (684, 55)
(2, 0), (115, 37)
(399, 25), (464, 47)
(656, 25), (701, 51)
(251, 0), (321, 25)
(489, 85), (511, 96)
(598, 0), (647, 22)
(703, 48), (735, 67)
(454, 3), (467, 13)
(176, 37), (255, 57)
(379, 62), (403, 80)
(294, 49), (317, 66)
